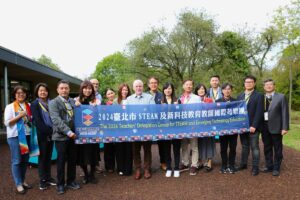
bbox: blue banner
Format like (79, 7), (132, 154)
(74, 101), (249, 144)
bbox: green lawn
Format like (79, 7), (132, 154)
(283, 124), (300, 151)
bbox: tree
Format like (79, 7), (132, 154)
(128, 10), (218, 89)
(92, 52), (134, 95)
(128, 10), (251, 93)
(272, 0), (300, 116)
(35, 54), (62, 71)
(272, 44), (300, 110)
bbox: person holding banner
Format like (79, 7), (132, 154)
(161, 82), (181, 178)
(104, 88), (117, 173)
(75, 81), (101, 184)
(113, 83), (133, 176)
(261, 79), (289, 176)
(216, 83), (237, 174)
(147, 77), (166, 171)
(4, 85), (33, 194)
(179, 80), (201, 176)
(237, 75), (264, 176)
(127, 79), (155, 180)
(49, 80), (80, 194)
(31, 83), (56, 190)
(194, 83), (215, 172)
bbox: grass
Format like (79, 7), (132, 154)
(283, 124), (300, 151)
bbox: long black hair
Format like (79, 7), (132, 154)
(161, 82), (176, 104)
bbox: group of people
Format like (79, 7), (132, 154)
(4, 75), (289, 195)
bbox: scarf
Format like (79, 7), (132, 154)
(13, 101), (32, 155)
(38, 98), (52, 127)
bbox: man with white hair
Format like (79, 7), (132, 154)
(90, 78), (102, 102)
(126, 79), (155, 180)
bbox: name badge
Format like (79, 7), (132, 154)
(264, 112), (269, 121)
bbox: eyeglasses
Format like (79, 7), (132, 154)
(16, 92), (25, 95)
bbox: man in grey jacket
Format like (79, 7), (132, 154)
(261, 79), (289, 176)
(49, 80), (80, 194)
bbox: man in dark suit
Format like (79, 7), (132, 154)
(237, 75), (264, 176)
(49, 80), (80, 194)
(261, 79), (289, 176)
(147, 77), (166, 170)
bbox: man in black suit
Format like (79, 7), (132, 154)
(237, 75), (264, 176)
(147, 77), (166, 170)
(261, 79), (289, 176)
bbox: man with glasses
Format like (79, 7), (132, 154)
(237, 75), (264, 176)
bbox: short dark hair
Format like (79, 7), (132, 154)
(194, 83), (208, 96)
(57, 80), (70, 88)
(34, 83), (50, 98)
(12, 85), (28, 100)
(244, 75), (257, 83)
(263, 78), (275, 85)
(148, 76), (159, 84)
(221, 83), (233, 90)
(210, 75), (220, 80)
(183, 79), (194, 85)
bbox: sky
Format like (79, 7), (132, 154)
(0, 0), (291, 79)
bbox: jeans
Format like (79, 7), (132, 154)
(240, 132), (260, 169)
(7, 136), (30, 186)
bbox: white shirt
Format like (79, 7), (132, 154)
(4, 102), (31, 138)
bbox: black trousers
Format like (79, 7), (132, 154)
(55, 140), (77, 186)
(261, 123), (283, 170)
(115, 142), (133, 175)
(157, 140), (166, 164)
(164, 139), (181, 170)
(38, 140), (54, 183)
(104, 143), (116, 171)
(220, 135), (237, 168)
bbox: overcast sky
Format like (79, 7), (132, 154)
(0, 0), (290, 79)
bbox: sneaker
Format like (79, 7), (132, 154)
(46, 177), (57, 186)
(22, 182), (33, 189)
(219, 167), (227, 174)
(189, 167), (197, 176)
(119, 171), (124, 176)
(39, 182), (48, 190)
(66, 182), (80, 190)
(179, 164), (189, 172)
(228, 167), (237, 174)
(57, 185), (65, 195)
(16, 185), (25, 194)
(173, 170), (180, 178)
(165, 170), (172, 177)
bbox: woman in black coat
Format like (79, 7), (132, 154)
(31, 83), (56, 190)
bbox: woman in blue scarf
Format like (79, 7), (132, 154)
(31, 83), (56, 190)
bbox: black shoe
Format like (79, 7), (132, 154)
(252, 168), (259, 176)
(82, 177), (89, 184)
(261, 167), (273, 173)
(66, 182), (80, 190)
(89, 176), (98, 184)
(46, 177), (57, 186)
(228, 167), (237, 174)
(272, 170), (280, 176)
(39, 182), (48, 190)
(22, 183), (33, 190)
(219, 167), (227, 174)
(57, 185), (65, 195)
(238, 164), (247, 171)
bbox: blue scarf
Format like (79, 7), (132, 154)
(38, 98), (52, 127)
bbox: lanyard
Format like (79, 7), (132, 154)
(245, 92), (253, 104)
(38, 102), (48, 112)
(264, 96), (272, 111)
